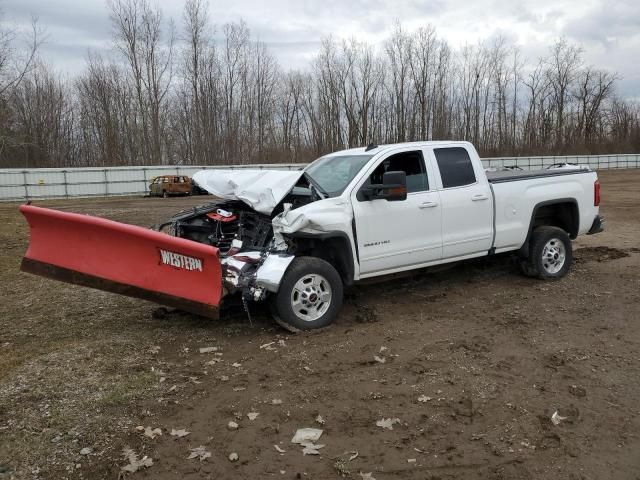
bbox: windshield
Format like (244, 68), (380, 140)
(305, 154), (373, 196)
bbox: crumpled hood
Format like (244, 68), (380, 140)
(192, 169), (303, 215)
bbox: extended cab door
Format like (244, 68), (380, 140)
(351, 148), (442, 275)
(428, 145), (493, 259)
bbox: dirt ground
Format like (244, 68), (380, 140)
(1, 169), (639, 480)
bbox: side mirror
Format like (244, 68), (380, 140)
(361, 171), (407, 201)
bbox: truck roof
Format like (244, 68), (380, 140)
(331, 140), (474, 156)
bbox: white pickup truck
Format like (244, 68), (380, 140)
(19, 141), (603, 332)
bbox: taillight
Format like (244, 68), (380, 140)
(594, 180), (601, 206)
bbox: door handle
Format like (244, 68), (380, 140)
(419, 201), (439, 209)
(471, 194), (489, 201)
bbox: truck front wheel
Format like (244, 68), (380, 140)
(272, 257), (343, 332)
(520, 226), (573, 279)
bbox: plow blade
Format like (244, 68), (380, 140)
(20, 204), (222, 318)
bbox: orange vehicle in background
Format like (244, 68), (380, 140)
(149, 175), (192, 198)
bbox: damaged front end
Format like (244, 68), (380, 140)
(18, 167), (356, 322)
(156, 201), (295, 305)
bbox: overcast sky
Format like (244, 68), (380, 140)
(2, 0), (639, 98)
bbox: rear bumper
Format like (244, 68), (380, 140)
(587, 215), (604, 235)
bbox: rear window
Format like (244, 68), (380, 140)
(434, 147), (476, 188)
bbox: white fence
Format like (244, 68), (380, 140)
(0, 164), (304, 202)
(482, 153), (640, 171)
(1, 153), (639, 201)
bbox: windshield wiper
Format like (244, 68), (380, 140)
(303, 172), (329, 199)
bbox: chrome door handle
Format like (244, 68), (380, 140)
(419, 201), (439, 209)
(471, 194), (489, 201)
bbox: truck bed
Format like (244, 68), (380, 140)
(487, 167), (591, 183)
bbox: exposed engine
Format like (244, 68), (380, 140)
(153, 180), (320, 305)
(157, 200), (274, 257)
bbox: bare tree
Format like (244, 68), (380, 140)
(2, 10), (639, 169)
(108, 0), (174, 164)
(546, 38), (583, 149)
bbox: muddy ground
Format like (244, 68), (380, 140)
(1, 169), (639, 480)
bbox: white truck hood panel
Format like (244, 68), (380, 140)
(192, 169), (303, 215)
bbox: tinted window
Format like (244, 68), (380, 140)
(367, 150), (428, 194)
(434, 147), (476, 188)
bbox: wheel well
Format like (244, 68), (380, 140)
(287, 233), (354, 286)
(531, 201), (579, 239)
(520, 200), (579, 257)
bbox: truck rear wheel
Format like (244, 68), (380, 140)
(272, 257), (343, 332)
(520, 226), (572, 279)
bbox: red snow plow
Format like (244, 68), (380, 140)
(20, 204), (223, 318)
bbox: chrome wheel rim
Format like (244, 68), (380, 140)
(542, 238), (566, 274)
(291, 273), (332, 322)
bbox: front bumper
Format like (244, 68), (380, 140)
(587, 215), (604, 235)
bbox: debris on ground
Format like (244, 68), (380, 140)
(291, 428), (323, 444)
(376, 418), (400, 430)
(315, 415), (325, 425)
(199, 346), (219, 353)
(79, 447), (92, 455)
(359, 473), (376, 480)
(247, 412), (259, 421)
(348, 451), (359, 461)
(551, 411), (568, 425)
(569, 385), (587, 397)
(334, 458), (350, 476)
(121, 448), (153, 473)
(228, 452), (239, 462)
(301, 443), (325, 455)
(187, 446), (211, 461)
(373, 355), (386, 364)
(137, 426), (162, 439)
(417, 395), (432, 403)
(274, 445), (286, 453)
(227, 421), (239, 430)
(170, 428), (190, 438)
(272, 398), (283, 405)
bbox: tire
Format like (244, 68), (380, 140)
(162, 190), (168, 199)
(520, 226), (572, 279)
(272, 256), (343, 332)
